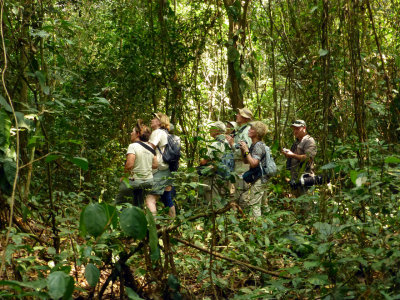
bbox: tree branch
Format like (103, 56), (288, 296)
(173, 236), (291, 279)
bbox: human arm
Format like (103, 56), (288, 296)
(282, 150), (307, 161)
(124, 153), (135, 172)
(152, 155), (158, 169)
(239, 141), (260, 168)
(120, 153), (136, 182)
(148, 129), (160, 149)
(225, 134), (234, 147)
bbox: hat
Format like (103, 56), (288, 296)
(153, 112), (161, 120)
(226, 121), (237, 128)
(210, 121), (226, 132)
(238, 107), (253, 120)
(291, 120), (306, 127)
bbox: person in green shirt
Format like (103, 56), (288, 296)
(225, 107), (253, 201)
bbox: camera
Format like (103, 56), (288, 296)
(290, 173), (329, 189)
(234, 140), (248, 149)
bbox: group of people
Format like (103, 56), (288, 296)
(116, 113), (177, 218)
(116, 107), (317, 218)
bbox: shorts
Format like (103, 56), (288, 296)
(116, 178), (153, 206)
(150, 169), (173, 195)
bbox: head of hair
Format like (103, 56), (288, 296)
(154, 112), (170, 131)
(250, 121), (268, 139)
(134, 119), (151, 142)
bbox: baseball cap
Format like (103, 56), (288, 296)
(210, 121), (226, 132)
(238, 107), (253, 120)
(291, 120), (306, 127)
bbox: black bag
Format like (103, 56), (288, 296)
(158, 129), (181, 172)
(242, 166), (262, 184)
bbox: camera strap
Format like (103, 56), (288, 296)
(134, 141), (156, 156)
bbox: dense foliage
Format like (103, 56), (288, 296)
(1, 0), (399, 298)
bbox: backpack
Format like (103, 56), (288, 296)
(158, 129), (181, 172)
(216, 142), (235, 179)
(260, 144), (277, 182)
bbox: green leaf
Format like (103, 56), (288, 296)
(146, 210), (160, 261)
(69, 157), (89, 171)
(15, 111), (33, 130)
(385, 156), (400, 164)
(94, 97), (110, 105)
(0, 109), (11, 149)
(314, 222), (334, 239)
(318, 49), (328, 56)
(0, 95), (12, 112)
(3, 158), (16, 185)
(321, 162), (336, 170)
(120, 207), (148, 240)
(126, 287), (144, 300)
(30, 29), (50, 38)
(304, 261), (319, 269)
(63, 276), (74, 300)
(85, 263), (100, 287)
(102, 203), (118, 229)
(47, 271), (68, 299)
(308, 274), (328, 285)
(167, 274), (180, 291)
(83, 204), (108, 238)
(45, 155), (61, 163)
(349, 170), (358, 185)
(35, 71), (50, 95)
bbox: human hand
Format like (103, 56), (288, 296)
(281, 148), (294, 158)
(226, 135), (234, 146)
(239, 141), (249, 152)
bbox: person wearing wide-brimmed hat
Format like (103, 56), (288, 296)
(225, 107), (253, 200)
(282, 120), (317, 196)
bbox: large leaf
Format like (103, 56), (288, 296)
(120, 207), (147, 240)
(35, 70), (50, 95)
(68, 157), (89, 171)
(83, 204), (108, 238)
(321, 162), (336, 170)
(126, 287), (144, 300)
(318, 49), (329, 56)
(0, 109), (11, 149)
(47, 271), (69, 299)
(85, 263), (100, 287)
(0, 95), (12, 112)
(45, 155), (62, 163)
(101, 203), (118, 229)
(385, 156), (400, 164)
(3, 158), (16, 185)
(349, 170), (358, 185)
(63, 276), (74, 300)
(15, 112), (33, 130)
(146, 210), (160, 261)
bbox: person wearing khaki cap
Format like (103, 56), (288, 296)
(225, 107), (253, 199)
(282, 119), (317, 196)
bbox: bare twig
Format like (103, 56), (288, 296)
(19, 151), (60, 169)
(173, 236), (291, 279)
